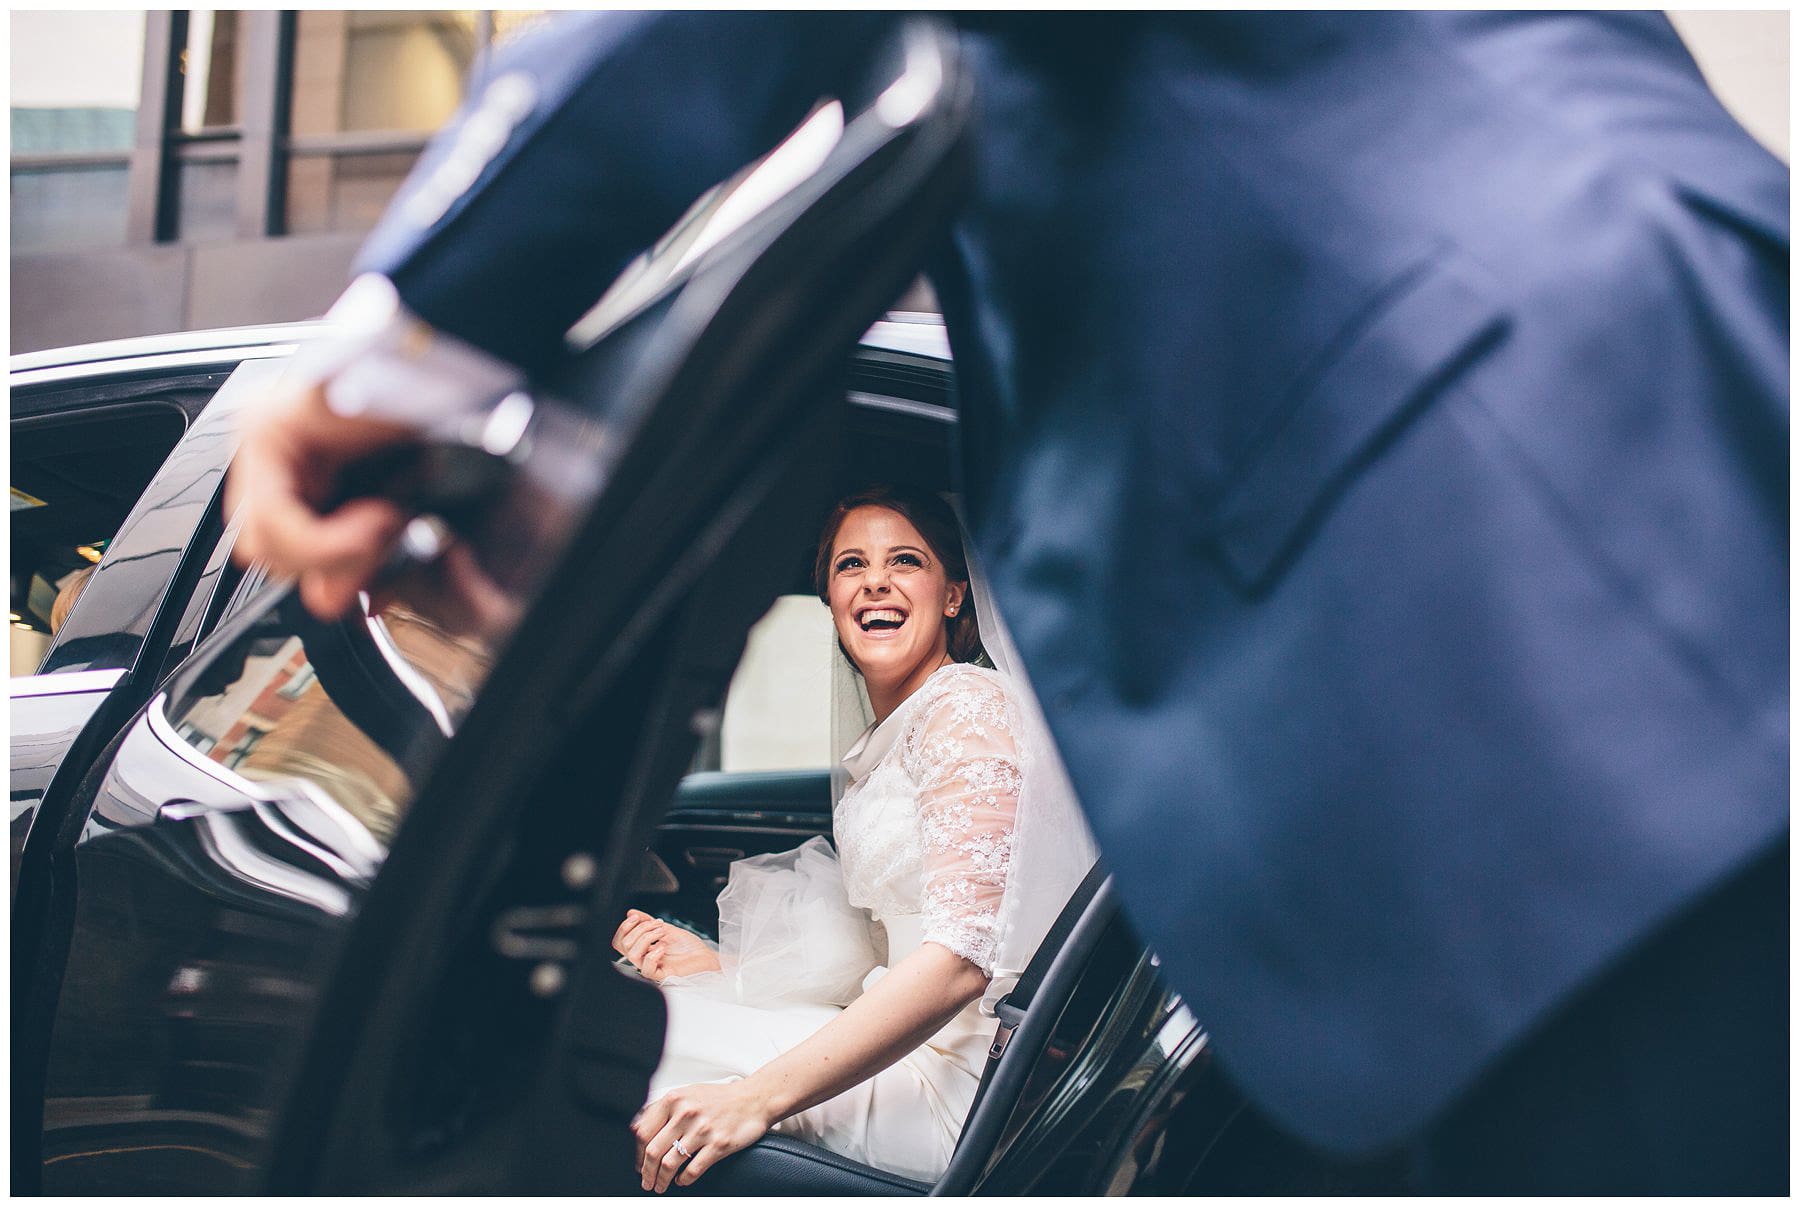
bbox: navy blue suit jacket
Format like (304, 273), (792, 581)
(356, 12), (1788, 1152)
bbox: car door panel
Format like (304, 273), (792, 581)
(9, 673), (123, 901)
(11, 359), (284, 1192)
(14, 358), (285, 894)
(33, 592), (442, 1192)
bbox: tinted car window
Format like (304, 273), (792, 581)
(10, 402), (187, 674)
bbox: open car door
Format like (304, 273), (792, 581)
(25, 21), (970, 1195)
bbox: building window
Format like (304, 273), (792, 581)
(9, 10), (144, 254)
(284, 10), (480, 235)
(276, 661), (319, 700)
(11, 163), (134, 255)
(165, 10), (248, 244)
(291, 10), (478, 138)
(180, 10), (242, 134)
(175, 721), (217, 755)
(10, 9), (572, 251)
(224, 724), (268, 769)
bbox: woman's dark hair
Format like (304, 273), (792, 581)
(813, 483), (985, 667)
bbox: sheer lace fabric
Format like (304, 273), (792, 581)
(906, 668), (1023, 972)
(833, 664), (1022, 974)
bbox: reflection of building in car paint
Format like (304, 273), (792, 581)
(167, 604), (495, 847)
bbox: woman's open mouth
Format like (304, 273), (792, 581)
(855, 607), (907, 638)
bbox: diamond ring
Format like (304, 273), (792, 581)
(673, 1138), (694, 1160)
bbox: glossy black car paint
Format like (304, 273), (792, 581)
(10, 346), (299, 1191)
(10, 677), (118, 907)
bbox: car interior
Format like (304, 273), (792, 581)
(609, 398), (1122, 1195)
(630, 378), (957, 939)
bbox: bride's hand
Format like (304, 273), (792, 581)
(611, 909), (721, 981)
(633, 1080), (776, 1192)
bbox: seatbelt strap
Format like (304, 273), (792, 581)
(982, 861), (1109, 1064)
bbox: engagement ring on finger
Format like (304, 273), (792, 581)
(673, 1138), (693, 1159)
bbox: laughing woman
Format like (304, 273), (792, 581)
(612, 483), (1091, 1191)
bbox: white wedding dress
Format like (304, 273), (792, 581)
(645, 662), (1029, 1182)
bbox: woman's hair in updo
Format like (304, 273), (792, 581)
(813, 483), (985, 667)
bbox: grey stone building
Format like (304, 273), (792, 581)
(9, 10), (1785, 356)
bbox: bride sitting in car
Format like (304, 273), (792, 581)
(613, 483), (1094, 1191)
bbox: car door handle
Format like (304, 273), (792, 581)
(491, 903), (586, 962)
(681, 846), (744, 871)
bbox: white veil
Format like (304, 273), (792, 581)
(959, 528), (1100, 1010)
(827, 508), (1101, 1013)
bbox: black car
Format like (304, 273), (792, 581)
(12, 24), (1403, 1196)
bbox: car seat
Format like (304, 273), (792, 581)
(684, 863), (1115, 1196)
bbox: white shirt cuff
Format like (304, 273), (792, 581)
(290, 273), (525, 431)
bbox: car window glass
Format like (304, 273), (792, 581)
(703, 594), (838, 774)
(160, 594), (494, 846)
(10, 403), (188, 675)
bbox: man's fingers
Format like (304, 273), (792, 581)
(285, 499), (408, 619)
(226, 379), (419, 608)
(236, 435), (410, 614)
(633, 1098), (671, 1144)
(229, 433), (314, 570)
(634, 1099), (670, 1183)
(298, 496), (410, 577)
(299, 567), (372, 621)
(641, 1118), (684, 1191)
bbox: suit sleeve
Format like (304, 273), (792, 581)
(353, 11), (900, 378)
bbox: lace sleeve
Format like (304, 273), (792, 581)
(906, 669), (1021, 975)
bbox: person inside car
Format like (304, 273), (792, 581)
(614, 484), (1092, 1191)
